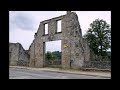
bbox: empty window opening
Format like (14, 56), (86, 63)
(57, 20), (61, 32)
(45, 24), (48, 35)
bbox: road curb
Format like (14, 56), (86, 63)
(9, 66), (111, 78)
(41, 70), (111, 78)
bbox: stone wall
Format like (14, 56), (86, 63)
(28, 11), (91, 69)
(9, 11), (98, 69)
(28, 40), (35, 67)
(45, 60), (61, 65)
(64, 12), (85, 69)
(83, 61), (111, 69)
(17, 44), (30, 66)
(82, 39), (90, 61)
(9, 43), (19, 65)
(9, 43), (29, 66)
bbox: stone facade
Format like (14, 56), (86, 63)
(9, 43), (29, 66)
(28, 11), (91, 69)
(9, 11), (93, 69)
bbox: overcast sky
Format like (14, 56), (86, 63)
(9, 11), (111, 51)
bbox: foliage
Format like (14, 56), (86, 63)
(83, 19), (111, 56)
(45, 51), (61, 61)
(45, 51), (53, 61)
(52, 51), (61, 59)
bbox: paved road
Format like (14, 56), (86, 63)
(9, 68), (110, 79)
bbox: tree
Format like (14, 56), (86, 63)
(52, 51), (61, 59)
(45, 51), (62, 61)
(83, 19), (111, 56)
(45, 51), (53, 60)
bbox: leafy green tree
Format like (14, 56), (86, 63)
(45, 51), (52, 60)
(45, 51), (62, 61)
(52, 51), (61, 59)
(83, 19), (111, 56)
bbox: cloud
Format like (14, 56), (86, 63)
(9, 11), (66, 50)
(9, 11), (36, 31)
(13, 15), (34, 30)
(9, 11), (111, 51)
(9, 28), (36, 50)
(75, 11), (111, 35)
(46, 40), (61, 52)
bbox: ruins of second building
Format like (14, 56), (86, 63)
(9, 43), (30, 66)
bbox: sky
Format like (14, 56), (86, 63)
(9, 11), (111, 51)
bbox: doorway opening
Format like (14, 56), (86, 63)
(44, 40), (62, 68)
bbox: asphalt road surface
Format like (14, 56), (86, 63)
(9, 68), (110, 79)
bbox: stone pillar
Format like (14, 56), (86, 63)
(29, 23), (45, 68)
(62, 12), (85, 69)
(34, 24), (44, 68)
(61, 13), (71, 69)
(34, 41), (44, 68)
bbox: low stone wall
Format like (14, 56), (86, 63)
(9, 60), (17, 66)
(9, 43), (30, 67)
(17, 60), (29, 66)
(44, 60), (61, 68)
(83, 61), (111, 69)
(45, 60), (61, 65)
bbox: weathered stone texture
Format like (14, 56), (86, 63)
(28, 40), (35, 67)
(18, 44), (29, 66)
(9, 43), (19, 65)
(9, 43), (29, 66)
(10, 11), (93, 69)
(62, 12), (85, 69)
(82, 39), (90, 61)
(28, 11), (91, 69)
(83, 61), (111, 69)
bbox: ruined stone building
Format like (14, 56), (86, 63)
(9, 11), (92, 69)
(9, 43), (29, 66)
